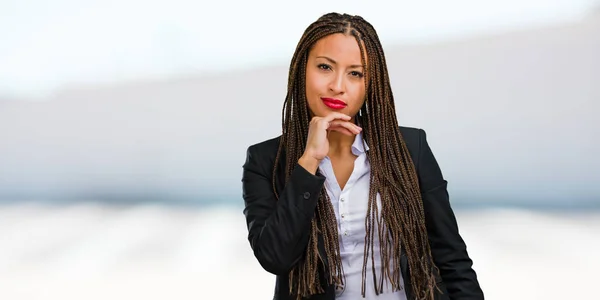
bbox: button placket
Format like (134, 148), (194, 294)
(340, 193), (348, 238)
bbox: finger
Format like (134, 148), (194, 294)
(323, 112), (351, 123)
(327, 126), (354, 136)
(329, 123), (361, 136)
(325, 114), (361, 131)
(330, 120), (362, 133)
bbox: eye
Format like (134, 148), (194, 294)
(350, 71), (364, 78)
(317, 63), (332, 71)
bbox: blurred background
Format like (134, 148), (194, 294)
(1, 0), (599, 299)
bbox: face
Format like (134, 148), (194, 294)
(305, 33), (366, 120)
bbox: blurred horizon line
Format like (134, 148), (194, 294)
(0, 195), (598, 211)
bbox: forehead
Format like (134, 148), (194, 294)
(309, 33), (364, 64)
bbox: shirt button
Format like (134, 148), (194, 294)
(344, 231), (348, 236)
(303, 192), (310, 199)
(340, 198), (345, 202)
(341, 213), (345, 219)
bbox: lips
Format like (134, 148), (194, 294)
(321, 97), (347, 110)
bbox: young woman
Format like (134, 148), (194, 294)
(241, 12), (484, 300)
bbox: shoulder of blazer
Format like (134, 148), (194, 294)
(246, 135), (282, 157)
(244, 135), (283, 176)
(398, 125), (423, 169)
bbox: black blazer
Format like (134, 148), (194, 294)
(241, 126), (484, 300)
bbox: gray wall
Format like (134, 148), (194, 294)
(1, 16), (598, 207)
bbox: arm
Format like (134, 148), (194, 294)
(241, 145), (325, 275)
(417, 129), (484, 300)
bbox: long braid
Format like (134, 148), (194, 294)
(273, 12), (440, 300)
(358, 16), (441, 299)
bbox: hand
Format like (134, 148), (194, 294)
(298, 112), (362, 174)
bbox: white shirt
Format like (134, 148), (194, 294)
(318, 132), (408, 300)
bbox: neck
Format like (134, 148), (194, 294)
(327, 130), (356, 157)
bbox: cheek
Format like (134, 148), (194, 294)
(304, 70), (321, 114)
(305, 71), (328, 107)
(350, 82), (366, 106)
(305, 70), (325, 95)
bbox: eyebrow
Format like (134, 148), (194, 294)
(316, 56), (364, 69)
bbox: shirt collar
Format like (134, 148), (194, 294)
(351, 131), (370, 156)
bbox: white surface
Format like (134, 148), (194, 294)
(0, 203), (598, 299)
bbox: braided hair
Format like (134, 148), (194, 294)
(272, 12), (440, 300)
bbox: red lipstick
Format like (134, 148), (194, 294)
(321, 97), (347, 110)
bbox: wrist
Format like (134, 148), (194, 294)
(298, 155), (320, 175)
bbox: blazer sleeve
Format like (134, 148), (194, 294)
(417, 129), (484, 300)
(241, 145), (326, 275)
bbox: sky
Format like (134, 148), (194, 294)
(1, 0), (598, 99)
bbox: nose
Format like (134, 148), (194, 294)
(328, 73), (345, 95)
